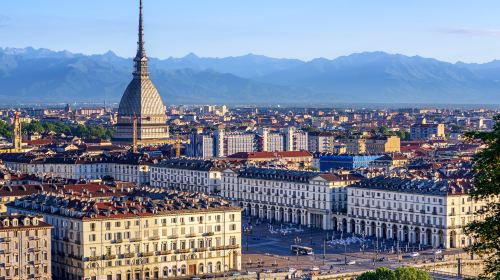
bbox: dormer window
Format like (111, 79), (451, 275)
(12, 219), (18, 226)
(32, 219), (39, 226)
(3, 220), (9, 227)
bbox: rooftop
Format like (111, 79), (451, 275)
(351, 176), (471, 196)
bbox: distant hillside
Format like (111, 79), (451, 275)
(0, 47), (499, 104)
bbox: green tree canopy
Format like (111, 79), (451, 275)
(464, 115), (500, 279)
(0, 120), (114, 140)
(357, 267), (430, 280)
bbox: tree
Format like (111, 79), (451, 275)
(358, 271), (377, 280)
(395, 267), (431, 280)
(464, 115), (500, 279)
(357, 267), (429, 280)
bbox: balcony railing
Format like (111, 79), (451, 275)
(176, 248), (190, 254)
(157, 250), (173, 255)
(120, 252), (135, 259)
(140, 252), (154, 257)
(87, 256), (99, 261)
(149, 236), (160, 241)
(113, 239), (123, 244)
(130, 237), (141, 242)
(103, 254), (116, 260)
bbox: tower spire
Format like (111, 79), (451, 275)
(134, 0), (149, 78)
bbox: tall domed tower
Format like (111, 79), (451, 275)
(113, 0), (169, 146)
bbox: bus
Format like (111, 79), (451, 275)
(290, 245), (314, 255)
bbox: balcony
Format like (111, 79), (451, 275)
(157, 250), (173, 255)
(225, 244), (240, 249)
(186, 233), (197, 238)
(0, 237), (11, 243)
(149, 236), (160, 241)
(120, 252), (135, 258)
(176, 248), (190, 254)
(168, 234), (179, 239)
(140, 252), (154, 257)
(113, 239), (123, 244)
(103, 254), (116, 260)
(196, 247), (208, 252)
(130, 237), (141, 242)
(87, 256), (99, 262)
(68, 254), (82, 260)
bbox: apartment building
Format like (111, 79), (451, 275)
(1, 154), (152, 186)
(410, 123), (445, 140)
(0, 214), (52, 280)
(215, 129), (257, 157)
(187, 133), (215, 159)
(343, 176), (488, 249)
(150, 159), (224, 194)
(308, 132), (337, 153)
(365, 135), (401, 153)
(7, 188), (242, 280)
(220, 168), (363, 230)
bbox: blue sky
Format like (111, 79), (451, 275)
(2, 0), (500, 62)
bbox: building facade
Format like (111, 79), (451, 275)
(2, 154), (152, 186)
(341, 177), (488, 249)
(150, 159), (223, 194)
(7, 189), (242, 280)
(410, 123), (445, 140)
(220, 168), (362, 230)
(0, 215), (52, 280)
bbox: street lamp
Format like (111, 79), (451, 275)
(244, 226), (252, 252)
(294, 236), (301, 264)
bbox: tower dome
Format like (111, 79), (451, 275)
(113, 0), (169, 146)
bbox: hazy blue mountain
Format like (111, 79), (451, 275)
(1, 47), (500, 104)
(256, 52), (499, 103)
(150, 53), (303, 78)
(0, 47), (305, 103)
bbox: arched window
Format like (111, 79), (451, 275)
(199, 263), (204, 274)
(181, 265), (186, 275)
(163, 267), (169, 277)
(216, 261), (222, 272)
(207, 262), (213, 274)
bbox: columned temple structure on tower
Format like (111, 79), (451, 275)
(113, 0), (169, 146)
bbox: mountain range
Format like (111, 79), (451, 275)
(1, 47), (500, 104)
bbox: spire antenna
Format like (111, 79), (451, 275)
(134, 0), (149, 78)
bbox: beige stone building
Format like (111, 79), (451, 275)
(221, 168), (363, 230)
(0, 215), (52, 280)
(342, 177), (490, 249)
(7, 189), (241, 280)
(365, 135), (401, 153)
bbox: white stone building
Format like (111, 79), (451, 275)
(220, 168), (362, 230)
(150, 159), (223, 194)
(342, 176), (488, 249)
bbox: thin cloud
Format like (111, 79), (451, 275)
(440, 27), (500, 36)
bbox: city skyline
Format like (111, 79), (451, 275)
(3, 0), (500, 62)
